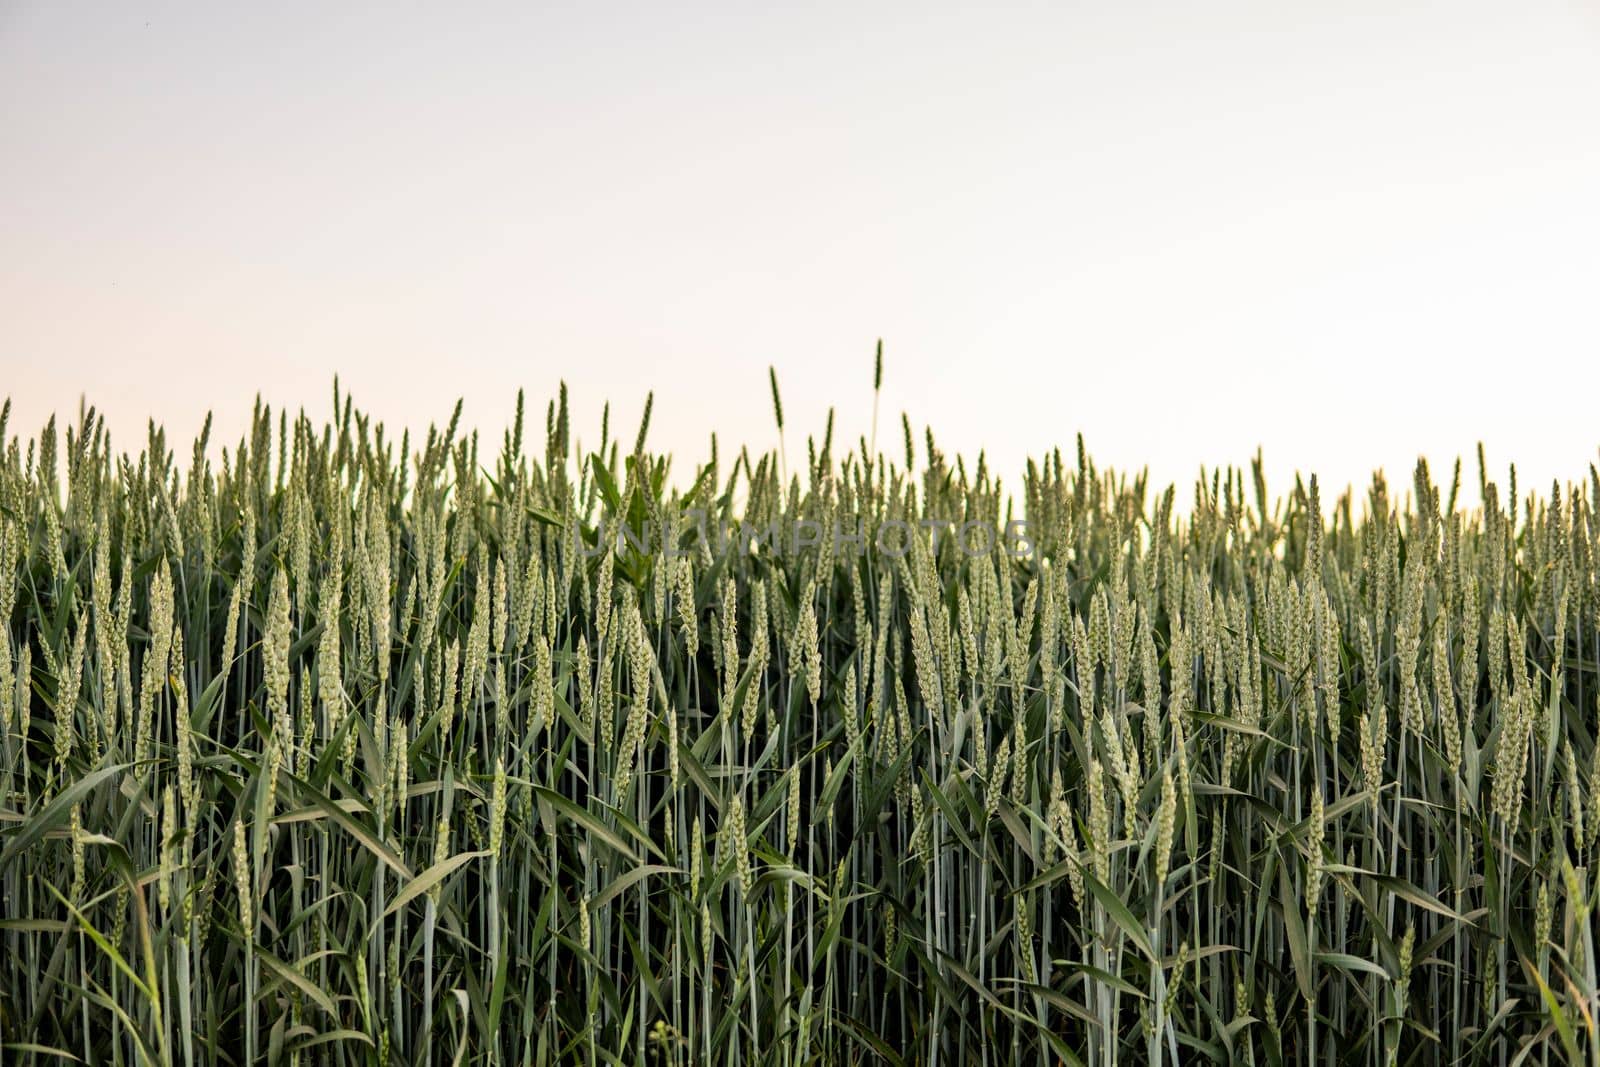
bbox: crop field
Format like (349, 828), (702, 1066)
(0, 379), (1597, 1066)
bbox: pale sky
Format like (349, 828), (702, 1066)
(4, 2), (1599, 506)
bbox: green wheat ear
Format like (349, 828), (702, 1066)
(0, 375), (1584, 1066)
(767, 365), (784, 431)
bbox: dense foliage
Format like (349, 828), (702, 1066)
(0, 383), (1597, 1065)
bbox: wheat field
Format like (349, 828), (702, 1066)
(0, 376), (1596, 1066)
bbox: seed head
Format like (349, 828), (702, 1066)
(233, 820), (253, 933)
(489, 758), (508, 857)
(1154, 768), (1176, 888)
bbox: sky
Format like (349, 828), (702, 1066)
(3, 2), (1599, 508)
